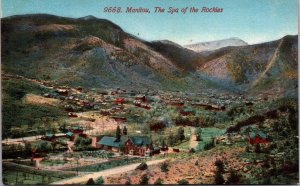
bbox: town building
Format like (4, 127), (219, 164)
(97, 136), (154, 156)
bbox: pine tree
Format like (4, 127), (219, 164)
(160, 139), (166, 148)
(195, 127), (202, 141)
(116, 126), (121, 142)
(123, 126), (128, 135)
(177, 127), (185, 142)
(167, 133), (175, 146)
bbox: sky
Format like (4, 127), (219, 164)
(1, 0), (299, 45)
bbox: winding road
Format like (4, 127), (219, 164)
(50, 159), (166, 185)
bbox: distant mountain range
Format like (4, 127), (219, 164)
(184, 37), (248, 52)
(1, 14), (298, 96)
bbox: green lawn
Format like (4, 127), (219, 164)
(173, 140), (190, 150)
(196, 128), (226, 150)
(40, 159), (68, 166)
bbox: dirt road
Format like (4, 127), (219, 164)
(2, 133), (66, 145)
(50, 159), (166, 185)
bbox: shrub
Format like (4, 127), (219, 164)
(245, 145), (251, 152)
(262, 158), (270, 169)
(32, 140), (52, 152)
(154, 178), (163, 185)
(174, 116), (199, 127)
(214, 171), (225, 184)
(148, 120), (166, 131)
(204, 138), (215, 151)
(95, 176), (104, 185)
(255, 144), (261, 153)
(124, 178), (131, 185)
(199, 116), (217, 127)
(86, 178), (95, 185)
(178, 179), (189, 185)
(215, 159), (225, 173)
(189, 148), (195, 153)
(135, 162), (148, 171)
(265, 110), (278, 119)
(167, 133), (176, 146)
(226, 169), (240, 184)
(160, 161), (169, 172)
(139, 174), (149, 185)
(75, 137), (92, 146)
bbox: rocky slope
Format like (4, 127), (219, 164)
(194, 36), (298, 95)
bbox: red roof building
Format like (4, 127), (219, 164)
(115, 98), (125, 104)
(247, 131), (269, 145)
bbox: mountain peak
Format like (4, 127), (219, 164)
(185, 37), (248, 52)
(152, 40), (183, 48)
(79, 15), (98, 20)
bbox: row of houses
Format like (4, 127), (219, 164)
(42, 126), (85, 142)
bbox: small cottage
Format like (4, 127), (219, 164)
(98, 136), (121, 152)
(70, 126), (84, 134)
(180, 107), (195, 116)
(43, 133), (56, 142)
(248, 131), (269, 145)
(66, 131), (75, 141)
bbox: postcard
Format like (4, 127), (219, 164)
(1, 0), (299, 185)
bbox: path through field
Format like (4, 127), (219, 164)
(189, 127), (198, 149)
(50, 159), (166, 185)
